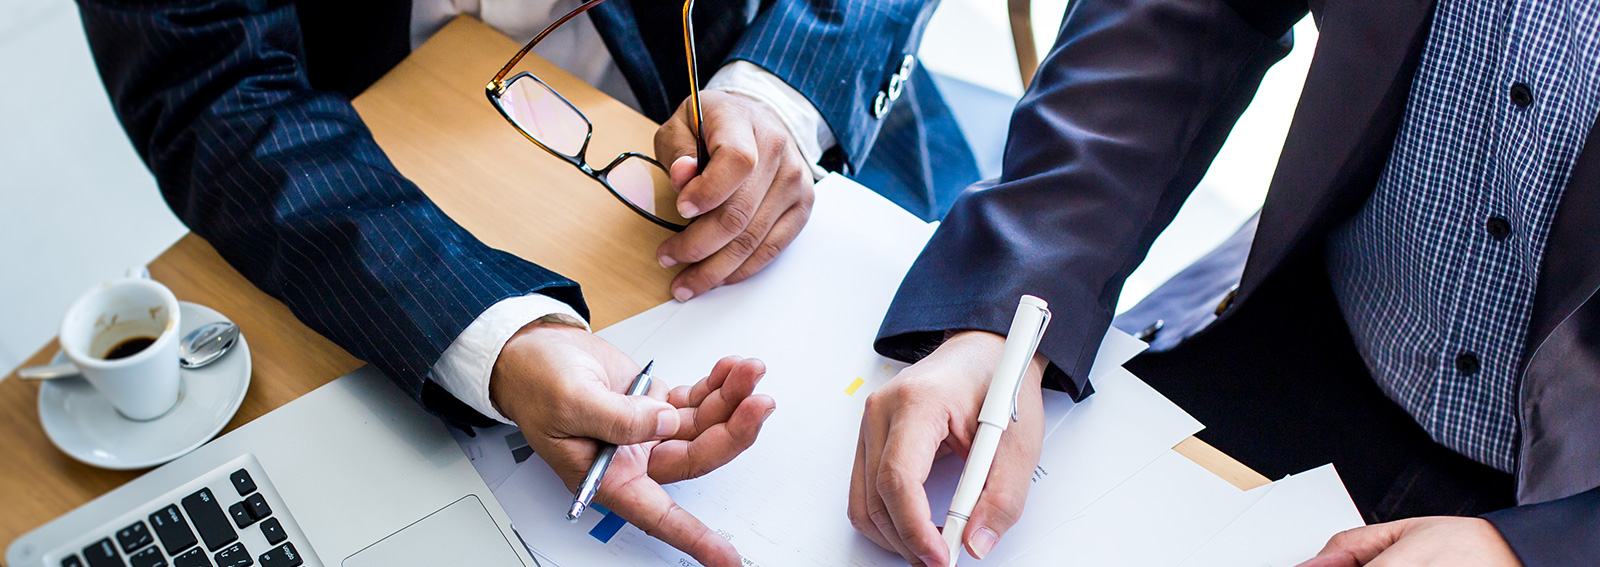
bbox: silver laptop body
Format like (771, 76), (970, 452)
(6, 367), (535, 567)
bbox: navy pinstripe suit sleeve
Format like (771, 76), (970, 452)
(77, 0), (586, 427)
(725, 0), (939, 172)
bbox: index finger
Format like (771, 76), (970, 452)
(600, 446), (742, 567)
(877, 414), (950, 567)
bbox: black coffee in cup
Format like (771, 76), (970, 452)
(102, 336), (157, 360)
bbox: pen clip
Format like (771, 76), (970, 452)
(1011, 304), (1051, 422)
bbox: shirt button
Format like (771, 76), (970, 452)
(1455, 352), (1481, 376)
(1485, 216), (1512, 241)
(1510, 82), (1534, 108)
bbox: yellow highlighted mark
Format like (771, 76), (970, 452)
(845, 377), (866, 395)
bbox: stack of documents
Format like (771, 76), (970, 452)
(452, 175), (1363, 566)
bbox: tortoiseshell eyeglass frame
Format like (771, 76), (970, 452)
(484, 0), (706, 231)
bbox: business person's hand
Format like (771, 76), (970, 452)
(653, 90), (815, 301)
(1295, 517), (1521, 567)
(490, 320), (777, 567)
(849, 331), (1048, 567)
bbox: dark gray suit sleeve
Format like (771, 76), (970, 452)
(875, 0), (1304, 397)
(1483, 487), (1600, 567)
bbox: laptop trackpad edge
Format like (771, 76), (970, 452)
(342, 495), (526, 567)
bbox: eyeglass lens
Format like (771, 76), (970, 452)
(606, 155), (689, 227)
(500, 75), (590, 157)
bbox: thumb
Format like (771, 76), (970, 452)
(670, 155), (698, 191)
(566, 382), (682, 445)
(1296, 521), (1409, 567)
(962, 436), (1040, 560)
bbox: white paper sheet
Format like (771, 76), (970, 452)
(972, 365), (1206, 565)
(480, 176), (1202, 567)
(1002, 450), (1271, 567)
(1176, 464), (1364, 567)
(596, 300), (683, 356)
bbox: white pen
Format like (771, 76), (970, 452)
(941, 296), (1051, 566)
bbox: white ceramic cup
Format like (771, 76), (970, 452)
(58, 266), (183, 421)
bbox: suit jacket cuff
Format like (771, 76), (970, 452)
(874, 297), (1100, 401)
(1482, 485), (1600, 567)
(428, 293), (590, 425)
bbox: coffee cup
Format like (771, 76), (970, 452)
(58, 266), (183, 421)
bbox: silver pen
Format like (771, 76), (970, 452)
(568, 360), (655, 521)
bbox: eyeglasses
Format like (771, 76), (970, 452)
(485, 0), (707, 232)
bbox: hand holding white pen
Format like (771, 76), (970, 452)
(848, 297), (1052, 567)
(941, 296), (1051, 566)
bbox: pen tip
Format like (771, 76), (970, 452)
(641, 360), (654, 374)
(567, 501), (586, 522)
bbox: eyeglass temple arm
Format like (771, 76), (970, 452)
(683, 0), (708, 175)
(491, 0), (611, 86)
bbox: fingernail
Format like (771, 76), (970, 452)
(658, 254), (677, 268)
(655, 408), (678, 438)
(673, 287), (693, 302)
(919, 554), (943, 567)
(968, 527), (998, 559)
(763, 407), (776, 419)
(678, 201), (700, 218)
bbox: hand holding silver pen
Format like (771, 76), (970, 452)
(485, 322), (776, 567)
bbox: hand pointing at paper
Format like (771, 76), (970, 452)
(849, 331), (1050, 566)
(489, 319), (777, 567)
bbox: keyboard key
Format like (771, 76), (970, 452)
(181, 488), (238, 551)
(61, 555), (85, 567)
(257, 543), (302, 567)
(229, 470), (256, 497)
(212, 543), (252, 567)
(228, 502), (257, 529)
(117, 522), (154, 553)
(149, 505), (199, 555)
(258, 519), (286, 545)
(82, 538), (123, 567)
(128, 547), (167, 567)
(173, 548), (211, 567)
(243, 494), (271, 521)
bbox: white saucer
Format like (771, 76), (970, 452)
(38, 301), (251, 470)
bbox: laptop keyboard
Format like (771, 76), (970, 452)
(54, 457), (314, 567)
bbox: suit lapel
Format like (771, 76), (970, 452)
(589, 2), (672, 120)
(1515, 116), (1600, 504)
(588, 0), (754, 123)
(1525, 117), (1600, 363)
(1238, 0), (1436, 297)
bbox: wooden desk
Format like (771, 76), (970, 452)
(0, 16), (1268, 552)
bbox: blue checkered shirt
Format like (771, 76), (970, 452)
(1325, 0), (1600, 473)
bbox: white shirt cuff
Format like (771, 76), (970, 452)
(706, 60), (838, 179)
(427, 293), (590, 425)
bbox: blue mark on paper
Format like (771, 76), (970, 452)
(589, 508), (627, 543)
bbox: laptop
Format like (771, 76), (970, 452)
(5, 367), (536, 567)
